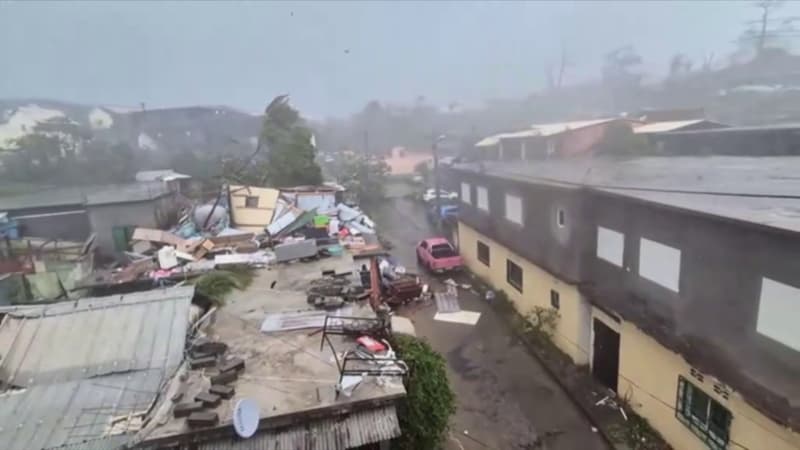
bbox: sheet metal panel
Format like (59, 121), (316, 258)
(0, 287), (193, 387)
(197, 405), (401, 450)
(0, 287), (193, 450)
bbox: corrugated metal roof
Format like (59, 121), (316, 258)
(197, 405), (401, 450)
(135, 170), (191, 182)
(530, 118), (618, 136)
(2, 371), (164, 450)
(0, 287), (194, 450)
(0, 286), (193, 387)
(475, 118), (620, 148)
(475, 130), (540, 147)
(0, 182), (172, 211)
(633, 119), (714, 134)
(44, 435), (129, 450)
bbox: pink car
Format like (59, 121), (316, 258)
(416, 237), (463, 272)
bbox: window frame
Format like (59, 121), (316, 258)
(477, 240), (490, 266)
(506, 259), (523, 293)
(244, 195), (259, 208)
(504, 193), (524, 225)
(550, 289), (560, 310)
(476, 186), (489, 212)
(639, 237), (681, 292)
(676, 376), (731, 450)
(461, 182), (471, 204)
(557, 208), (566, 228)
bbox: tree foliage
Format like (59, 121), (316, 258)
(226, 95), (322, 187)
(2, 120), (139, 185)
(330, 154), (389, 204)
(391, 335), (456, 450)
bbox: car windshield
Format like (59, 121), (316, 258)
(431, 243), (457, 258)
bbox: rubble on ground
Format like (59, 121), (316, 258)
(74, 184), (398, 303)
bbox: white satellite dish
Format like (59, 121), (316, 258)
(233, 398), (259, 439)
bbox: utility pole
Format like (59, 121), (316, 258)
(432, 134), (445, 228)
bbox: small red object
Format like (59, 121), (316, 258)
(356, 336), (386, 353)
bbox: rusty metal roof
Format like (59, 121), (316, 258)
(197, 405), (401, 450)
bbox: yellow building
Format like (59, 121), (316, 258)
(228, 185), (280, 233)
(458, 221), (800, 450)
(458, 222), (592, 365)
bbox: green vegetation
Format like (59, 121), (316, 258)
(608, 409), (669, 450)
(391, 335), (456, 450)
(332, 154), (389, 204)
(191, 268), (254, 305)
(2, 122), (139, 185)
(224, 95), (322, 187)
(413, 160), (430, 182)
(522, 306), (561, 341)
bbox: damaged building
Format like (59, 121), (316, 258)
(0, 286), (196, 449)
(449, 156), (800, 450)
(0, 182), (180, 257)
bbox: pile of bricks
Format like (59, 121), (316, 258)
(172, 338), (247, 428)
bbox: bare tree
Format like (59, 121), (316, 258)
(701, 52), (716, 72)
(739, 0), (800, 57)
(545, 41), (571, 90)
(668, 53), (693, 78)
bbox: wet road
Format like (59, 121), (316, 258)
(371, 192), (609, 450)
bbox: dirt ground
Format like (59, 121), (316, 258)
(371, 193), (609, 450)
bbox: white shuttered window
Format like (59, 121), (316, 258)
(504, 194), (523, 225)
(477, 186), (489, 211)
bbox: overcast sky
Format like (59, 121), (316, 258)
(1, 1), (796, 118)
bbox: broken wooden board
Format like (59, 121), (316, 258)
(131, 228), (184, 246)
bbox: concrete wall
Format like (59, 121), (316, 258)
(455, 169), (589, 283)
(458, 222), (591, 365)
(559, 124), (609, 157)
(584, 190), (800, 413)
(611, 315), (800, 450)
(451, 165), (800, 439)
(7, 206), (90, 241)
(87, 195), (177, 255)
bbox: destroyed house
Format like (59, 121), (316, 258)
(0, 286), (195, 450)
(449, 156), (800, 450)
(0, 182), (178, 256)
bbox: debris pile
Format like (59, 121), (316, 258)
(306, 273), (369, 309)
(77, 183), (387, 295)
(173, 337), (246, 429)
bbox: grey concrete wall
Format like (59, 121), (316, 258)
(584, 191), (800, 397)
(453, 169), (589, 283)
(87, 194), (178, 255)
(451, 166), (800, 424)
(8, 206), (91, 241)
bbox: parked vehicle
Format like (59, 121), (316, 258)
(426, 204), (459, 223)
(416, 237), (463, 272)
(422, 188), (457, 203)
